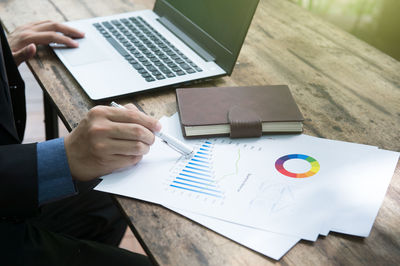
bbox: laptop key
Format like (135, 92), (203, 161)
(164, 59), (173, 64)
(167, 73), (176, 78)
(159, 66), (171, 74)
(111, 20), (121, 26)
(142, 50), (151, 55)
(177, 71), (186, 76)
(186, 69), (195, 74)
(102, 22), (113, 29)
(146, 65), (157, 72)
(141, 73), (151, 78)
(132, 64), (142, 70)
(145, 77), (155, 82)
(179, 63), (191, 70)
(155, 75), (166, 80)
(105, 37), (129, 57)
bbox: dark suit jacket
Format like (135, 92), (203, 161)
(0, 23), (38, 220)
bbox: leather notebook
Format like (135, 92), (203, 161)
(176, 85), (304, 138)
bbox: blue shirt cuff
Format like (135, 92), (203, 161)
(37, 138), (76, 205)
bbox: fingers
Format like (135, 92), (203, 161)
(105, 106), (162, 133)
(64, 103), (161, 181)
(9, 20), (85, 52)
(12, 44), (36, 66)
(124, 103), (139, 111)
(25, 31), (80, 47)
(108, 122), (155, 145)
(95, 139), (151, 156)
(108, 155), (143, 169)
(33, 21), (85, 38)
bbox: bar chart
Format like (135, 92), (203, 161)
(167, 141), (225, 201)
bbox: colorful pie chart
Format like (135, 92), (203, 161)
(275, 154), (320, 178)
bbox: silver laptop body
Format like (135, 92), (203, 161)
(52, 0), (260, 100)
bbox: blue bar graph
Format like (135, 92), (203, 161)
(169, 141), (223, 198)
(188, 162), (210, 168)
(194, 155), (208, 159)
(179, 173), (214, 182)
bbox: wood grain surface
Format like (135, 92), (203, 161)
(1, 0), (399, 265)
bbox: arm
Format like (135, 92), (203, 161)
(0, 104), (161, 219)
(38, 103), (162, 200)
(1, 20), (160, 219)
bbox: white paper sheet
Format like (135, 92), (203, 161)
(95, 113), (399, 259)
(166, 206), (299, 260)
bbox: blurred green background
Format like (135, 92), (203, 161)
(289, 0), (400, 61)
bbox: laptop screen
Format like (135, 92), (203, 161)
(164, 0), (258, 55)
(155, 0), (260, 74)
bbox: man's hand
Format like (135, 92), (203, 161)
(64, 104), (162, 182)
(8, 20), (85, 66)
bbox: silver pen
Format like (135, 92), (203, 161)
(110, 101), (193, 156)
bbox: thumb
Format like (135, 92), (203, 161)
(12, 44), (36, 66)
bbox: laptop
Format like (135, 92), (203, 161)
(52, 0), (260, 100)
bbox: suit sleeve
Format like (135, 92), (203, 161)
(0, 143), (38, 219)
(37, 138), (76, 205)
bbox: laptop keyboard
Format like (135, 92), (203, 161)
(93, 16), (203, 82)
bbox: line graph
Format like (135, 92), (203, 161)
(216, 148), (241, 183)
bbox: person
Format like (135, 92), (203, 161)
(0, 20), (160, 265)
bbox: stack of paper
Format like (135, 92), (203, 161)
(95, 114), (399, 260)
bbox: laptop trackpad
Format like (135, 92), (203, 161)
(57, 39), (110, 66)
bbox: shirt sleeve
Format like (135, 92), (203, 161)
(37, 137), (77, 205)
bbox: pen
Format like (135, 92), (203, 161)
(110, 101), (193, 156)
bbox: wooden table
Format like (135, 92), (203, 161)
(1, 0), (399, 265)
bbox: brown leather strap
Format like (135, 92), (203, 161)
(228, 105), (262, 138)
